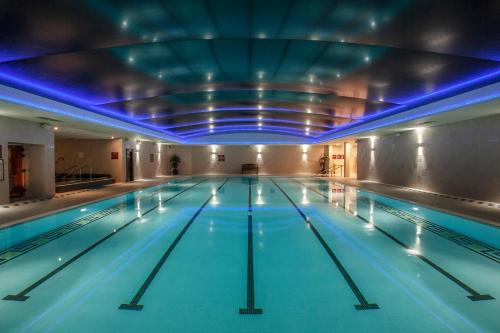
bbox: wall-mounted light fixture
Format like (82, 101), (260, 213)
(302, 144), (309, 161)
(415, 127), (425, 156)
(210, 145), (217, 161)
(370, 136), (377, 150)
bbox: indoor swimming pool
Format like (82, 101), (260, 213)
(0, 176), (498, 332)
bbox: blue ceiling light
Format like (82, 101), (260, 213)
(0, 86), (184, 143)
(178, 124), (322, 138)
(160, 118), (334, 130)
(322, 70), (500, 136)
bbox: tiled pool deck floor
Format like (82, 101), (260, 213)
(328, 177), (500, 228)
(1, 175), (499, 229)
(0, 177), (179, 229)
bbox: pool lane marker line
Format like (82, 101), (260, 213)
(0, 176), (195, 267)
(239, 178), (263, 315)
(292, 179), (495, 302)
(3, 178), (209, 302)
(119, 178), (229, 311)
(270, 179), (379, 310)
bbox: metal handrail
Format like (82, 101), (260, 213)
(77, 165), (93, 182)
(56, 164), (78, 180)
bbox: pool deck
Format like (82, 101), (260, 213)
(1, 174), (499, 229)
(0, 176), (181, 229)
(326, 176), (500, 228)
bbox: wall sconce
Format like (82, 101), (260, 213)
(210, 145), (217, 160)
(369, 136), (376, 150)
(302, 144), (309, 161)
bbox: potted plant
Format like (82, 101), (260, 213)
(318, 153), (329, 175)
(169, 154), (181, 175)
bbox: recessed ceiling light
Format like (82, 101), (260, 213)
(208, 106), (214, 111)
(53, 126), (59, 131)
(306, 108), (312, 114)
(364, 55), (371, 62)
(257, 86), (264, 91)
(209, 124), (214, 129)
(306, 119), (310, 125)
(128, 56), (134, 63)
(258, 104), (263, 110)
(258, 115), (263, 120)
(258, 122), (263, 127)
(209, 117), (214, 123)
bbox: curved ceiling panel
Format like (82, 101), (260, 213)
(0, 0), (498, 142)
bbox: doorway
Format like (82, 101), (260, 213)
(125, 148), (134, 182)
(8, 145), (25, 199)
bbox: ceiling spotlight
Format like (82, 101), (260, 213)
(128, 56), (134, 63)
(208, 106), (214, 111)
(257, 86), (264, 91)
(121, 19), (128, 28)
(206, 73), (213, 81)
(378, 97), (384, 102)
(258, 104), (263, 110)
(364, 55), (371, 63)
(370, 20), (376, 29)
(258, 115), (263, 120)
(258, 122), (263, 127)
(336, 72), (341, 78)
(309, 74), (315, 83)
(258, 32), (267, 39)
(306, 119), (310, 125)
(53, 126), (59, 131)
(111, 136), (115, 139)
(207, 93), (212, 101)
(209, 124), (214, 129)
(306, 108), (312, 114)
(209, 117), (214, 123)
(258, 71), (264, 79)
(158, 73), (163, 79)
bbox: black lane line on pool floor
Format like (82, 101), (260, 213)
(270, 178), (379, 310)
(119, 178), (229, 311)
(239, 177), (263, 315)
(0, 176), (195, 267)
(292, 178), (495, 302)
(3, 178), (209, 302)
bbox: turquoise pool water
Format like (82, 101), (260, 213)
(0, 176), (498, 332)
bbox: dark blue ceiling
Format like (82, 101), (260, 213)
(0, 0), (499, 141)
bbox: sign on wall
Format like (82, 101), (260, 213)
(111, 152), (119, 160)
(218, 154), (225, 162)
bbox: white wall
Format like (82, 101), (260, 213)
(128, 140), (168, 180)
(0, 116), (55, 204)
(357, 113), (500, 202)
(164, 145), (326, 175)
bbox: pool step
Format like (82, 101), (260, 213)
(55, 177), (115, 193)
